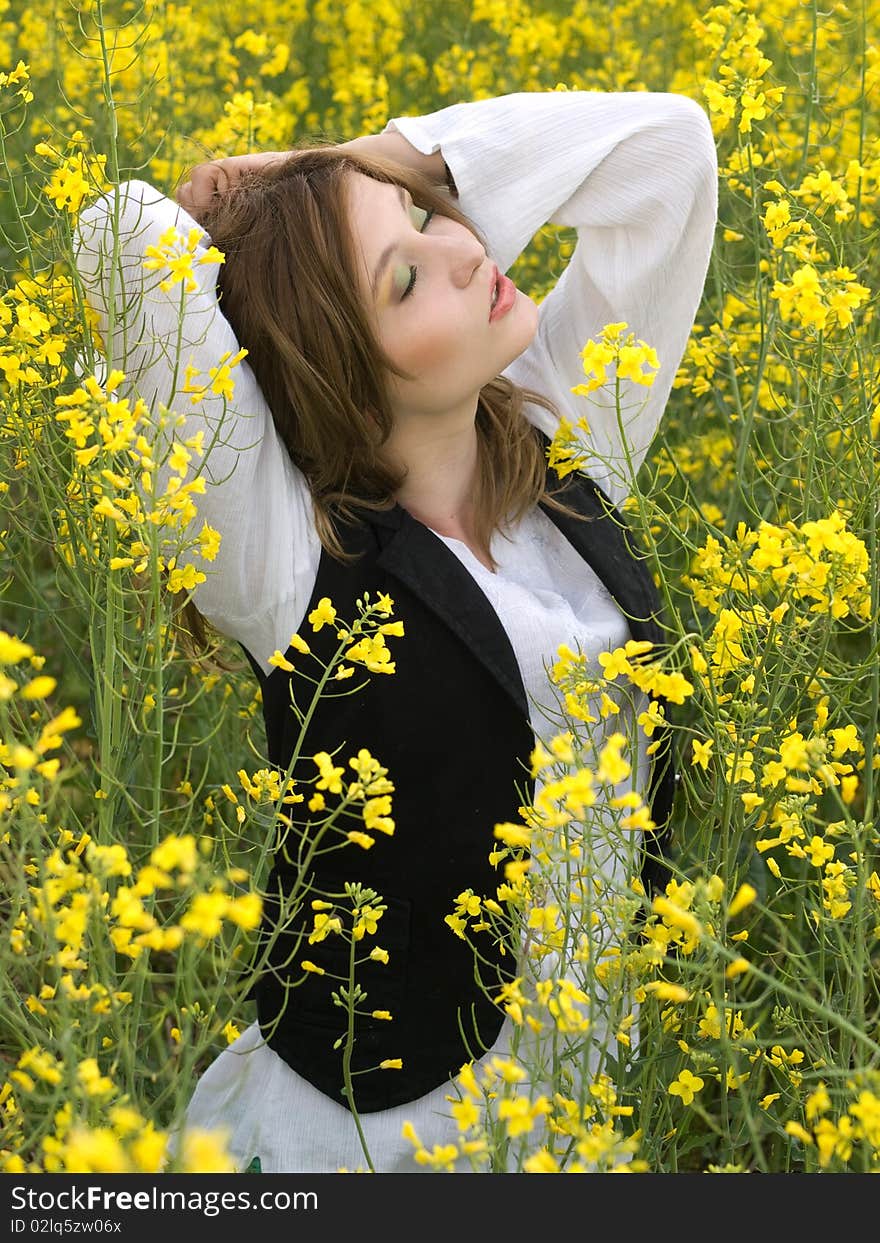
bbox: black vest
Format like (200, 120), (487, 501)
(241, 436), (676, 1112)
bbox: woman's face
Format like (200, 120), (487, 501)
(346, 171), (539, 423)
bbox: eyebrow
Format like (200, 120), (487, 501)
(371, 185), (409, 299)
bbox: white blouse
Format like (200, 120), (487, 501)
(75, 88), (718, 1173)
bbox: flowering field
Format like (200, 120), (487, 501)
(1, 0), (879, 1174)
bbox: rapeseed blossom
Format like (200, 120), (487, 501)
(3, 0), (880, 1178)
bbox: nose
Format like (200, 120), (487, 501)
(446, 228), (486, 288)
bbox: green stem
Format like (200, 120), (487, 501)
(339, 939), (375, 1172)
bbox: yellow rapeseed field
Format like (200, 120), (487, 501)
(1, 0), (879, 1173)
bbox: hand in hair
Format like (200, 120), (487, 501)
(175, 132), (456, 225)
(176, 151), (290, 221)
(337, 133), (455, 195)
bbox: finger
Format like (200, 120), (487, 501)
(181, 162), (225, 212)
(176, 179), (210, 222)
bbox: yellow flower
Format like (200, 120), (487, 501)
(644, 982), (691, 1003)
(352, 905), (383, 940)
(61, 1127), (129, 1172)
(0, 632), (35, 664)
(784, 1121), (814, 1146)
(668, 1069), (704, 1106)
(198, 524), (222, 561)
(225, 892), (262, 929)
(77, 1058), (115, 1098)
(727, 883), (757, 918)
(180, 891), (229, 939)
(598, 647), (633, 681)
(143, 225), (222, 295)
(18, 1047), (63, 1085)
(490, 1057), (527, 1084)
(175, 1128), (237, 1173)
(596, 734), (630, 784)
(19, 676), (57, 699)
(691, 738), (714, 769)
(44, 152), (108, 214)
(653, 896), (702, 939)
(739, 89), (767, 132)
(703, 79), (736, 123)
(637, 700), (667, 737)
(497, 1094), (551, 1137)
(308, 913), (342, 944)
(450, 1096), (480, 1131)
(616, 340), (660, 386)
(166, 564), (205, 595)
(573, 337), (615, 393)
(806, 836), (835, 868)
(207, 349), (247, 400)
(524, 1150), (560, 1173)
(313, 752), (344, 794)
(344, 632), (395, 674)
(150, 835), (197, 875)
(493, 822), (531, 848)
(308, 597), (337, 631)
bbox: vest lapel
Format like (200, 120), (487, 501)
(369, 505), (530, 719)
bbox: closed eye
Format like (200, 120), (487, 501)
(399, 207), (436, 300)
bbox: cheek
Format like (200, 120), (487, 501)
(389, 304), (472, 378)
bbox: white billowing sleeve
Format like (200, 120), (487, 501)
(73, 180), (321, 670)
(384, 91), (718, 506)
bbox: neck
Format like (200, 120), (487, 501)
(384, 410), (480, 539)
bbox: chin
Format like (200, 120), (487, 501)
(513, 301), (540, 350)
(509, 290), (538, 330)
(521, 290), (539, 320)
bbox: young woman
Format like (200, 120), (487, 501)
(75, 87), (718, 1172)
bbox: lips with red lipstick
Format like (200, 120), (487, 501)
(489, 264), (516, 321)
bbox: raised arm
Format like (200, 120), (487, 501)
(73, 181), (319, 662)
(380, 90), (719, 505)
(175, 135), (453, 223)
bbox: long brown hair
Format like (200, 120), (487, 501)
(174, 143), (574, 659)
